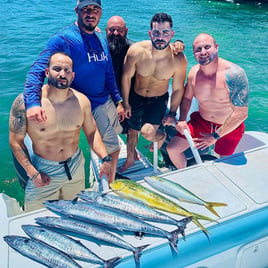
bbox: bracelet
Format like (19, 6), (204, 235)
(212, 132), (220, 140)
(30, 171), (40, 180)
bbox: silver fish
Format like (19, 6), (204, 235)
(35, 216), (147, 267)
(79, 191), (191, 239)
(4, 235), (81, 268)
(45, 200), (180, 253)
(22, 224), (119, 268)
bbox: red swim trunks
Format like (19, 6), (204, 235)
(175, 111), (245, 155)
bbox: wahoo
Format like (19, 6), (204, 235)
(45, 200), (180, 253)
(4, 235), (81, 268)
(79, 190), (191, 239)
(110, 179), (217, 236)
(22, 224), (119, 268)
(35, 216), (147, 267)
(144, 176), (227, 217)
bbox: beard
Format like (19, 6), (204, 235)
(152, 39), (170, 50)
(198, 52), (217, 66)
(107, 34), (127, 54)
(82, 22), (96, 32)
(78, 16), (97, 32)
(48, 76), (70, 89)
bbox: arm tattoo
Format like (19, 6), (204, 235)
(9, 94), (27, 135)
(226, 64), (249, 107)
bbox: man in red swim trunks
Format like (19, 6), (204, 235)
(166, 33), (249, 169)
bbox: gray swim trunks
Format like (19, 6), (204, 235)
(24, 148), (85, 212)
(93, 97), (122, 154)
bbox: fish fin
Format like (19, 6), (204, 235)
(176, 216), (192, 240)
(192, 218), (210, 240)
(71, 197), (79, 204)
(134, 231), (145, 239)
(104, 256), (121, 268)
(191, 212), (218, 223)
(133, 244), (150, 268)
(205, 202), (227, 218)
(201, 229), (210, 242)
(43, 200), (57, 207)
(168, 229), (179, 254)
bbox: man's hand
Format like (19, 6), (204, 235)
(162, 114), (176, 126)
(124, 103), (132, 119)
(172, 41), (185, 55)
(32, 171), (51, 187)
(26, 106), (47, 123)
(99, 162), (113, 184)
(117, 102), (125, 122)
(193, 133), (217, 151)
(95, 26), (101, 32)
(175, 120), (189, 135)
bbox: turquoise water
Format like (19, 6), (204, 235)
(1, 0), (267, 204)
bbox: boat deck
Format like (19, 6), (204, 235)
(1, 133), (268, 268)
(90, 136), (163, 191)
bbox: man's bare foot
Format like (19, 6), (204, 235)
(118, 159), (135, 173)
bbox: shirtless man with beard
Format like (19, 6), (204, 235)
(9, 52), (112, 211)
(119, 13), (187, 172)
(166, 33), (249, 169)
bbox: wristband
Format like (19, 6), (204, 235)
(168, 111), (177, 117)
(102, 155), (112, 163)
(30, 171), (40, 180)
(212, 132), (220, 140)
(116, 100), (123, 105)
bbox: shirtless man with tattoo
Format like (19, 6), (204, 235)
(9, 52), (112, 211)
(166, 33), (249, 169)
(119, 13), (187, 172)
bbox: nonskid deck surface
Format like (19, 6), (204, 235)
(1, 135), (268, 267)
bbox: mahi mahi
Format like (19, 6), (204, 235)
(35, 216), (147, 267)
(78, 190), (191, 239)
(45, 200), (180, 253)
(4, 235), (81, 268)
(110, 179), (217, 234)
(144, 176), (227, 217)
(22, 224), (119, 268)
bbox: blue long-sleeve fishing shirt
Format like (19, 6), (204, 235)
(24, 23), (122, 111)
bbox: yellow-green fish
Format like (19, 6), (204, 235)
(110, 179), (216, 235)
(144, 176), (227, 217)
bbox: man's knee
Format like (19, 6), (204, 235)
(140, 123), (157, 140)
(166, 136), (188, 154)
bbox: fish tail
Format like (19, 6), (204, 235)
(133, 244), (150, 268)
(192, 218), (210, 240)
(168, 229), (180, 254)
(191, 212), (218, 223)
(104, 256), (121, 268)
(176, 216), (192, 240)
(205, 202), (227, 218)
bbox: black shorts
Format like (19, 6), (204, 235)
(128, 91), (169, 131)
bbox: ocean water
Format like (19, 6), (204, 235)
(0, 0), (267, 205)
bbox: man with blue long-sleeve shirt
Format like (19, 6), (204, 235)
(24, 0), (124, 184)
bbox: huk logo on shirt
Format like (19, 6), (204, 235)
(87, 52), (108, 63)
